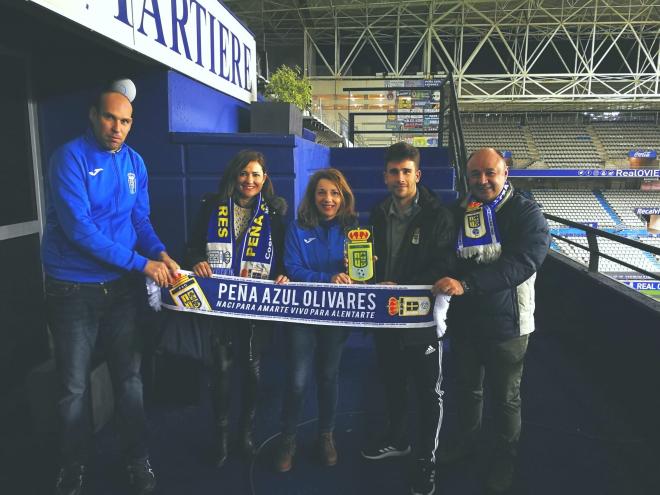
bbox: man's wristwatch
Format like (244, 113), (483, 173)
(460, 279), (472, 294)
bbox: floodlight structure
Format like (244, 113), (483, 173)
(224, 0), (660, 105)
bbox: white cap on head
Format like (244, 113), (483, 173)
(109, 78), (136, 102)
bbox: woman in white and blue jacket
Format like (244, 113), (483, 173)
(275, 168), (358, 473)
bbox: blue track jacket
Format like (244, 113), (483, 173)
(284, 219), (346, 283)
(41, 129), (165, 282)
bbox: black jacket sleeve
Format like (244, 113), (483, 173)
(368, 204), (387, 283)
(270, 212), (287, 279)
(184, 194), (217, 270)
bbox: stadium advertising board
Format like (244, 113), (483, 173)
(27, 0), (257, 104)
(623, 281), (660, 290)
(635, 208), (660, 215)
(628, 150), (657, 159)
(412, 137), (439, 147)
(509, 169), (660, 178)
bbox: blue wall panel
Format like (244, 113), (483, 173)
(183, 135), (297, 175)
(130, 72), (182, 177)
(419, 147), (451, 167)
(38, 88), (95, 168)
(149, 177), (188, 259)
(330, 147), (386, 169)
(168, 72), (249, 134)
(270, 177), (296, 223)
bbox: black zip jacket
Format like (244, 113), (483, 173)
(448, 190), (550, 341)
(369, 185), (456, 346)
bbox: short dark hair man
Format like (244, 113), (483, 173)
(361, 142), (455, 495)
(42, 80), (179, 495)
(433, 147), (550, 493)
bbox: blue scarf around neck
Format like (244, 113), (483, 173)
(457, 181), (513, 264)
(206, 193), (274, 279)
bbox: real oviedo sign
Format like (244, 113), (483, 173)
(28, 0), (257, 103)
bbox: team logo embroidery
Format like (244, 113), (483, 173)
(127, 173), (136, 194)
(465, 211), (486, 239)
(387, 296), (431, 317)
(208, 249), (232, 267)
(411, 228), (420, 245)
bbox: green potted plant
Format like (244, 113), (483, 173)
(251, 65), (312, 136)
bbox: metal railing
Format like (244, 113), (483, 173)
(443, 74), (468, 195)
(545, 213), (660, 280)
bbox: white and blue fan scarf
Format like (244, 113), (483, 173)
(206, 193), (274, 279)
(457, 182), (513, 264)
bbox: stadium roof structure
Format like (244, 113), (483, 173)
(224, 0), (660, 106)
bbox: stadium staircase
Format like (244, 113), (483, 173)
(523, 126), (540, 163)
(643, 250), (660, 269)
(330, 147), (458, 221)
(586, 125), (608, 164)
(593, 190), (623, 225)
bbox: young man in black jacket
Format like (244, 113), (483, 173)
(361, 142), (455, 495)
(433, 147), (550, 493)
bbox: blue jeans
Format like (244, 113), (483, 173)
(281, 325), (349, 435)
(45, 276), (148, 465)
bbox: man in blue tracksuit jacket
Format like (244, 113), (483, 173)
(41, 80), (179, 495)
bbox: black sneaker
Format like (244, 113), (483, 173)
(55, 463), (85, 495)
(410, 458), (436, 495)
(126, 458), (156, 494)
(361, 439), (411, 460)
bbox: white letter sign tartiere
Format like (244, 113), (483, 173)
(27, 0), (257, 104)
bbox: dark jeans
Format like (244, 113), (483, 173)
(374, 333), (444, 462)
(210, 322), (260, 429)
(281, 325), (349, 435)
(452, 333), (529, 456)
(46, 276), (148, 466)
